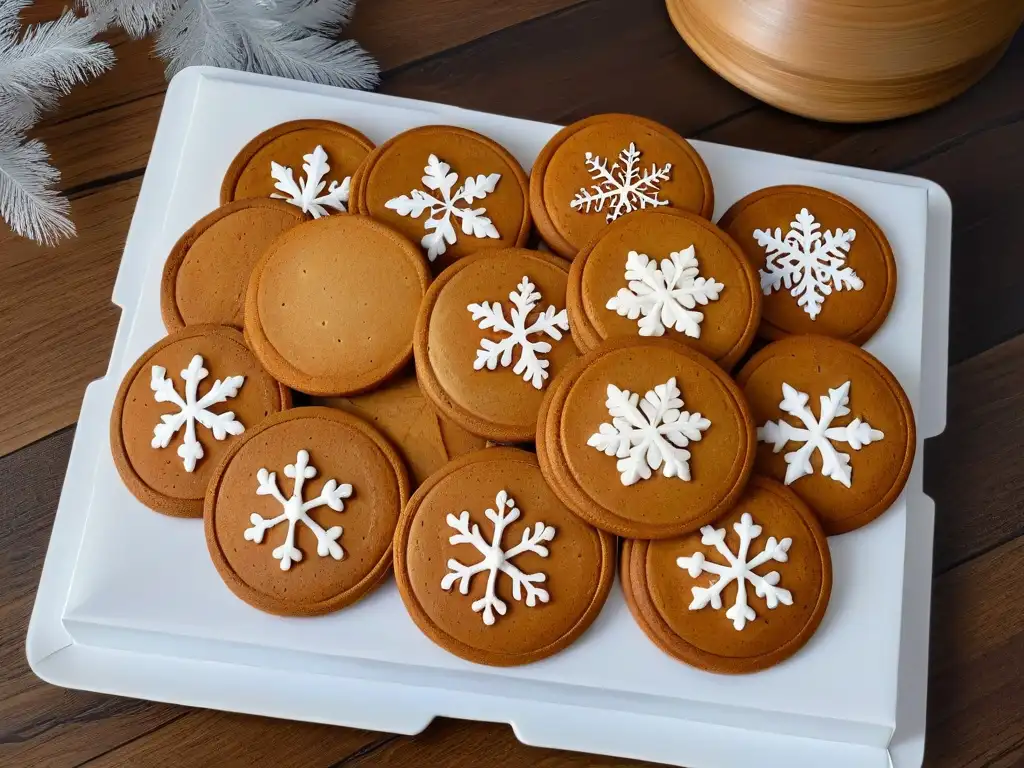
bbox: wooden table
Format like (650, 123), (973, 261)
(2, 2), (1022, 766)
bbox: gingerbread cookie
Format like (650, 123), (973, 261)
(530, 113), (714, 259)
(415, 248), (578, 443)
(161, 199), (305, 331)
(567, 207), (760, 369)
(718, 185), (897, 344)
(221, 119), (374, 217)
(394, 447), (615, 666)
(349, 125), (531, 270)
(736, 335), (915, 535)
(537, 337), (756, 539)
(245, 214), (430, 396)
(110, 325), (290, 518)
(205, 407), (409, 616)
(622, 477), (832, 674)
(314, 373), (487, 488)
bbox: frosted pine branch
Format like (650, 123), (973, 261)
(0, 134), (74, 245)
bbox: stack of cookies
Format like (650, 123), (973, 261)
(111, 113), (915, 673)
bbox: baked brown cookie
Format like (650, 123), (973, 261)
(314, 373), (487, 488)
(530, 113), (714, 259)
(221, 119), (374, 216)
(110, 325), (290, 518)
(415, 248), (578, 443)
(393, 447), (615, 666)
(350, 125), (531, 271)
(567, 207), (760, 369)
(161, 199), (305, 331)
(718, 185), (897, 344)
(537, 337), (756, 539)
(205, 407), (409, 616)
(245, 215), (430, 396)
(736, 335), (916, 535)
(622, 476), (832, 674)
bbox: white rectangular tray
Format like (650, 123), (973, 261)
(28, 67), (951, 768)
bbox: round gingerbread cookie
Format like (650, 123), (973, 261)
(537, 337), (756, 539)
(110, 325), (290, 518)
(349, 125), (531, 271)
(717, 185), (897, 345)
(245, 214), (430, 396)
(735, 335), (916, 535)
(161, 199), (306, 332)
(205, 407), (409, 616)
(415, 248), (578, 443)
(394, 447), (615, 666)
(530, 113), (714, 260)
(221, 119), (374, 216)
(314, 372), (487, 489)
(567, 207), (761, 369)
(622, 476), (832, 674)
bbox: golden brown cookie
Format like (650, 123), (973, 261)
(567, 207), (760, 369)
(204, 407), (408, 616)
(530, 113), (714, 259)
(314, 372), (487, 488)
(245, 215), (430, 396)
(537, 337), (756, 539)
(161, 199), (306, 332)
(622, 476), (832, 674)
(736, 335), (915, 535)
(394, 447), (615, 666)
(221, 119), (374, 216)
(415, 248), (578, 443)
(718, 185), (897, 344)
(350, 125), (531, 271)
(110, 325), (290, 518)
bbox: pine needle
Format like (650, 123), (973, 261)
(0, 133), (75, 246)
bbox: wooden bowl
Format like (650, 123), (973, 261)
(666, 0), (1024, 122)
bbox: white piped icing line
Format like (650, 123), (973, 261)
(270, 144), (350, 217)
(570, 142), (672, 222)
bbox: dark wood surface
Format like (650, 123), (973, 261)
(2, 1), (1023, 766)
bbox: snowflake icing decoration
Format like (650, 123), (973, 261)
(754, 208), (863, 319)
(758, 381), (884, 488)
(385, 154), (501, 261)
(441, 490), (556, 626)
(243, 450), (353, 571)
(677, 512), (793, 631)
(570, 142), (672, 222)
(588, 377), (711, 486)
(468, 276), (569, 390)
(606, 246), (724, 338)
(270, 144), (350, 218)
(150, 355), (245, 472)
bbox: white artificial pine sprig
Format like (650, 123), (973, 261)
(0, 2), (114, 245)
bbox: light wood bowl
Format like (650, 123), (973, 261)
(666, 0), (1024, 122)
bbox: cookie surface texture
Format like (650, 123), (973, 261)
(205, 406), (409, 616)
(622, 476), (832, 674)
(717, 185), (897, 344)
(530, 113), (714, 259)
(394, 447), (615, 666)
(567, 207), (760, 368)
(245, 214), (430, 396)
(736, 335), (915, 534)
(110, 324), (290, 518)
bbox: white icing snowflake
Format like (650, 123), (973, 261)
(243, 449), (353, 571)
(270, 144), (350, 218)
(677, 512), (793, 631)
(570, 142), (672, 222)
(150, 354), (245, 472)
(385, 154), (501, 261)
(606, 246), (724, 338)
(468, 276), (569, 390)
(441, 490), (556, 626)
(587, 377), (710, 486)
(754, 208), (863, 320)
(758, 381), (884, 488)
